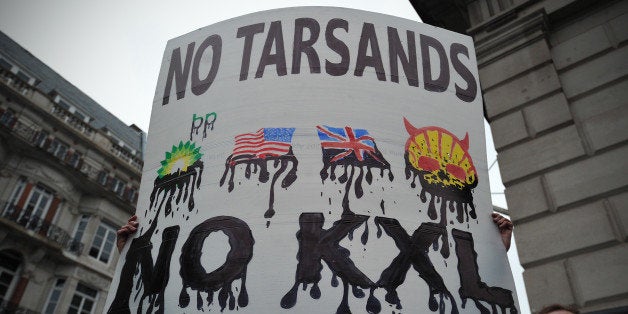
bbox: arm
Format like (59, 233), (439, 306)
(491, 213), (513, 251)
(116, 215), (139, 252)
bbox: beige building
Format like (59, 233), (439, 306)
(410, 0), (628, 312)
(0, 31), (143, 313)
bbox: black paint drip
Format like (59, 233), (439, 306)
(452, 229), (517, 314)
(149, 160), (204, 217)
(320, 146), (393, 215)
(179, 216), (254, 312)
(281, 213), (374, 313)
(374, 217), (458, 314)
(405, 152), (478, 258)
(405, 152), (477, 225)
(107, 205), (179, 314)
(380, 199), (385, 215)
(220, 149), (298, 219)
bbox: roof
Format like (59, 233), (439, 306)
(0, 30), (145, 154)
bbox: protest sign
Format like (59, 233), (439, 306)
(106, 6), (519, 313)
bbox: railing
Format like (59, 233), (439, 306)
(50, 103), (95, 138)
(110, 143), (143, 171)
(0, 67), (143, 173)
(1, 203), (84, 255)
(0, 300), (39, 314)
(0, 109), (138, 205)
(0, 68), (35, 97)
(0, 110), (84, 171)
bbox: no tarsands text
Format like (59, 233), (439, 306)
(161, 17), (478, 106)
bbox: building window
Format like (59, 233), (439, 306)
(110, 177), (125, 197)
(0, 250), (22, 302)
(3, 177), (26, 215)
(96, 171), (108, 186)
(57, 98), (71, 110)
(33, 130), (49, 148)
(69, 215), (90, 255)
(68, 283), (98, 314)
(73, 215), (90, 242)
(47, 138), (69, 160)
(124, 187), (138, 203)
(67, 151), (82, 168)
(20, 184), (53, 229)
(89, 222), (116, 263)
(15, 70), (31, 83)
(0, 108), (15, 127)
(43, 278), (65, 314)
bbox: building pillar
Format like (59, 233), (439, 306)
(8, 276), (29, 307)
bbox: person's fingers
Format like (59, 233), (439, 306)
(118, 225), (137, 236)
(128, 215), (137, 223)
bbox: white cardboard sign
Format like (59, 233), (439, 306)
(105, 7), (519, 314)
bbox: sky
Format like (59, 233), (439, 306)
(0, 0), (525, 312)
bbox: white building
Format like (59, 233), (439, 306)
(0, 30), (143, 313)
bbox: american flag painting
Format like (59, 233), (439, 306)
(221, 127), (298, 219)
(231, 128), (295, 161)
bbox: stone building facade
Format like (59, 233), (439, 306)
(410, 0), (628, 312)
(0, 31), (143, 313)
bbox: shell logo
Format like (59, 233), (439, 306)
(403, 118), (476, 190)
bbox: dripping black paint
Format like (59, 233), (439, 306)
(150, 159), (204, 217)
(107, 205), (179, 314)
(280, 213), (518, 314)
(317, 125), (394, 216)
(179, 216), (254, 312)
(219, 149), (298, 218)
(404, 154), (478, 226)
(281, 213), (374, 314)
(453, 229), (517, 314)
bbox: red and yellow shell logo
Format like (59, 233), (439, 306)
(403, 118), (477, 189)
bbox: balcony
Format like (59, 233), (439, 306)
(0, 202), (84, 255)
(0, 109), (138, 205)
(50, 103), (95, 138)
(0, 67), (36, 97)
(0, 67), (143, 174)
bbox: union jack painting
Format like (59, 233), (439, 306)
(316, 125), (389, 168)
(316, 125), (393, 215)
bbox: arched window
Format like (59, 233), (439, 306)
(20, 184), (54, 227)
(0, 250), (23, 305)
(2, 177), (57, 232)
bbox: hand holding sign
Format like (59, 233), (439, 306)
(116, 215), (138, 252)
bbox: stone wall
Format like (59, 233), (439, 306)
(467, 0), (628, 312)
